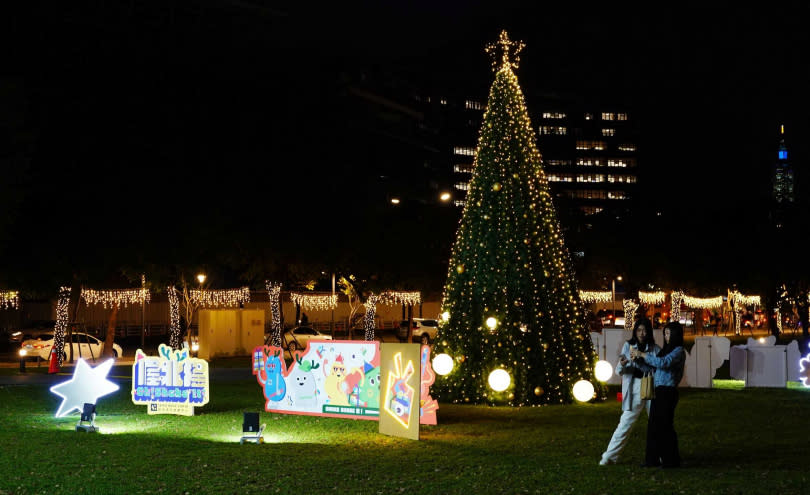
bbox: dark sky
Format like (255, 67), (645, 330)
(2, 1), (809, 287)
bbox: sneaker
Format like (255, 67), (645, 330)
(599, 458), (615, 466)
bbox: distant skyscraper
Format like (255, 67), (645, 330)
(772, 124), (794, 203)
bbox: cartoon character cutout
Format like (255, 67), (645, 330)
(287, 354), (320, 410)
(323, 354), (349, 405)
(419, 344), (438, 425)
(358, 366), (381, 409)
(255, 348), (286, 408)
(383, 352), (415, 428)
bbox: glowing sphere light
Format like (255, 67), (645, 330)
(488, 369), (511, 392)
(485, 317), (498, 331)
(594, 360), (613, 382)
(572, 379), (595, 402)
(432, 353), (454, 376)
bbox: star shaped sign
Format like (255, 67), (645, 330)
(50, 358), (120, 417)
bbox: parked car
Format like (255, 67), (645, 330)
(7, 320), (56, 345)
(21, 332), (123, 361)
(399, 318), (439, 345)
(282, 326), (332, 351)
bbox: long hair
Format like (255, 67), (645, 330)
(658, 321), (684, 357)
(628, 317), (655, 352)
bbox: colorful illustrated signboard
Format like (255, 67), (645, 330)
(50, 358), (120, 417)
(252, 341), (381, 419)
(379, 343), (421, 439)
(132, 344), (210, 416)
(251, 341), (438, 427)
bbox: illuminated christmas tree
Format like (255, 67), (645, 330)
(434, 31), (598, 405)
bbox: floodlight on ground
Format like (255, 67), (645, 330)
(240, 412), (265, 444)
(76, 403), (98, 433)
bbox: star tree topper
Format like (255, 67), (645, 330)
(50, 358), (120, 417)
(484, 30), (526, 72)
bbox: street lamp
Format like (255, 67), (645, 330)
(612, 276), (623, 327)
(192, 273), (206, 353)
(439, 192), (451, 202)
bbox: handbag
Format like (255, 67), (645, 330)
(640, 372), (655, 400)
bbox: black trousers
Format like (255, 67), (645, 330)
(645, 386), (680, 467)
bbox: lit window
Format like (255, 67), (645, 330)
(580, 206), (604, 215)
(601, 112), (615, 121)
(618, 144), (636, 151)
(453, 147), (476, 157)
(465, 100), (483, 110)
(576, 140), (606, 150)
(454, 200), (466, 207)
(440, 98), (447, 105)
(541, 112), (566, 119)
(545, 159), (572, 167)
(539, 126), (568, 135)
(576, 174), (605, 183)
(617, 113), (628, 121)
(547, 174), (574, 183)
(584, 113), (593, 120)
(607, 191), (627, 200)
(601, 128), (615, 137)
(454, 164), (474, 174)
(607, 158), (636, 168)
(576, 158), (603, 167)
(454, 182), (470, 191)
(607, 175), (637, 183)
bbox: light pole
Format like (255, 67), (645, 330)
(612, 275), (623, 327)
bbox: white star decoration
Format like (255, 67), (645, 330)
(50, 358), (120, 417)
(800, 354), (810, 388)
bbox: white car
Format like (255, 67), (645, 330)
(282, 326), (332, 351)
(21, 332), (123, 361)
(399, 318), (439, 345)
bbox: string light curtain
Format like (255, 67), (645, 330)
(54, 287), (71, 367)
(579, 291), (611, 304)
(190, 287), (251, 308)
(167, 287), (182, 350)
(82, 287), (151, 309)
(638, 291), (666, 306)
(379, 291), (422, 307)
(681, 295), (724, 309)
(433, 31), (598, 406)
(290, 292), (338, 311)
(266, 281), (283, 347)
(0, 291), (20, 309)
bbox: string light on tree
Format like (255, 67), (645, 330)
(54, 287), (71, 367)
(290, 292), (338, 311)
(362, 293), (380, 341)
(0, 291), (20, 309)
(670, 291), (683, 323)
(265, 281), (283, 347)
(167, 287), (182, 350)
(433, 31), (600, 406)
(623, 299), (638, 330)
(191, 287), (251, 308)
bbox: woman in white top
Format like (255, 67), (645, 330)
(599, 318), (659, 465)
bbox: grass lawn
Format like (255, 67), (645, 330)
(1, 363), (808, 495)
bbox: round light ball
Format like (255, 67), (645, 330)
(594, 360), (613, 382)
(572, 380), (595, 402)
(432, 353), (454, 376)
(485, 317), (498, 330)
(488, 369), (511, 392)
(492, 182), (502, 192)
(456, 264), (465, 274)
(534, 386), (544, 396)
(441, 311), (450, 322)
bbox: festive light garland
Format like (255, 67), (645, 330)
(484, 30), (525, 72)
(190, 287), (251, 308)
(265, 281), (283, 347)
(578, 290), (611, 304)
(730, 291), (760, 307)
(670, 291), (683, 323)
(167, 287), (182, 350)
(379, 291), (422, 307)
(363, 293), (380, 341)
(290, 292), (338, 311)
(55, 287), (71, 367)
(638, 291), (666, 306)
(681, 294), (724, 309)
(0, 290), (20, 309)
(623, 299), (638, 330)
(81, 287), (151, 309)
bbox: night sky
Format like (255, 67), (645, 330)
(2, 2), (809, 290)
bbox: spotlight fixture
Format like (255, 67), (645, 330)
(76, 403), (98, 433)
(240, 412), (265, 444)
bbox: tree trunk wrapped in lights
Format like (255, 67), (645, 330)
(433, 31), (599, 406)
